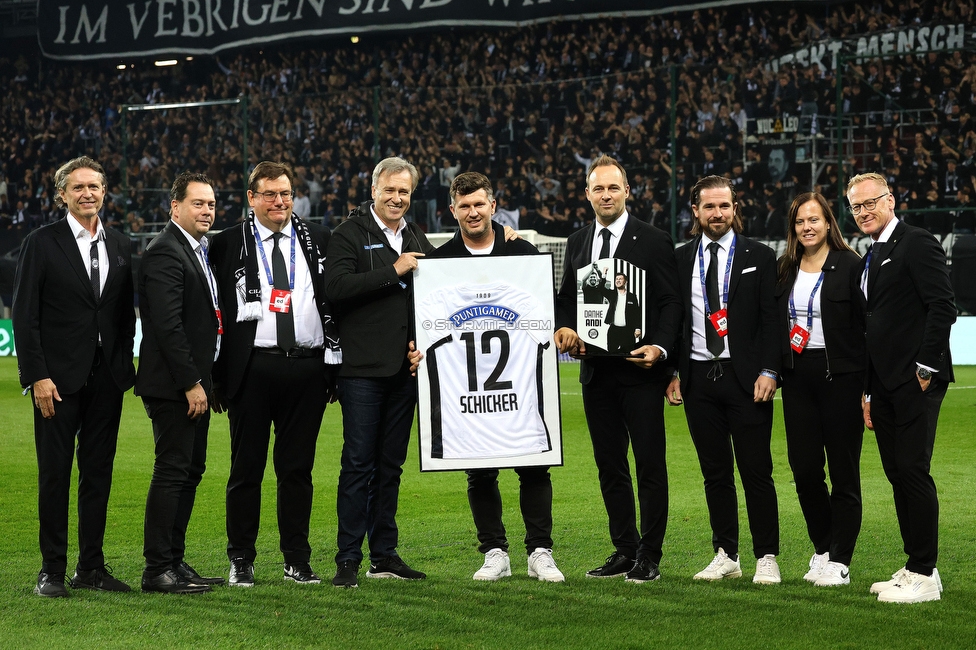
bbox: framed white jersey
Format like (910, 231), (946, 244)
(413, 255), (563, 472)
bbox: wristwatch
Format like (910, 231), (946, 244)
(916, 368), (933, 381)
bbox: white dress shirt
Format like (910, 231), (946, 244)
(590, 212), (629, 262)
(172, 220), (222, 359)
(371, 205), (405, 254)
(251, 219), (324, 349)
(66, 213), (108, 296)
(691, 229), (735, 361)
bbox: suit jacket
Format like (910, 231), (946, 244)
(135, 221), (220, 400)
(605, 289), (641, 330)
(775, 248), (865, 375)
(209, 217), (333, 400)
(673, 233), (780, 396)
(12, 216), (136, 394)
(555, 216), (682, 385)
(325, 202), (433, 378)
(858, 220), (955, 391)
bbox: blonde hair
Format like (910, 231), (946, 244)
(845, 172), (889, 196)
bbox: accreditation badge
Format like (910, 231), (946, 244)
(708, 308), (729, 337)
(215, 308), (224, 335)
(789, 323), (810, 353)
(269, 288), (292, 313)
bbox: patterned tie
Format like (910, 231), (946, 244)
(706, 242), (725, 357)
(271, 232), (296, 352)
(89, 241), (100, 301)
(598, 228), (612, 259)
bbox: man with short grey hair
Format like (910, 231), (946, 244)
(13, 156), (136, 597)
(326, 156), (433, 587)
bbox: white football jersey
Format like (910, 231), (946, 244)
(419, 283), (552, 460)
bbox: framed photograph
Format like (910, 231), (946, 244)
(576, 257), (647, 356)
(413, 255), (563, 472)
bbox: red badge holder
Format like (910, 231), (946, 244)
(269, 288), (292, 313)
(789, 324), (810, 353)
(215, 308), (224, 335)
(709, 308), (729, 337)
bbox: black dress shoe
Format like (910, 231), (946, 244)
(35, 571), (69, 597)
(142, 569), (212, 594)
(586, 552), (635, 578)
(625, 557), (661, 583)
(71, 565), (132, 592)
(175, 561), (225, 586)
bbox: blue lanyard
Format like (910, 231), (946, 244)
(251, 220), (295, 291)
(698, 235), (736, 315)
(198, 240), (220, 309)
(789, 271), (825, 331)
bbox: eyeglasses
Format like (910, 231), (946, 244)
(254, 190), (294, 202)
(849, 192), (889, 216)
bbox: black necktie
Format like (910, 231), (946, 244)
(705, 241), (725, 357)
(866, 241), (883, 289)
(598, 228), (612, 260)
(89, 241), (100, 301)
(271, 232), (296, 352)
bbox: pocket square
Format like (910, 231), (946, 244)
(881, 258), (891, 266)
(741, 266), (757, 274)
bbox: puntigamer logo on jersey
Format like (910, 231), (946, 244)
(449, 304), (520, 327)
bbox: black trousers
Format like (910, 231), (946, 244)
(781, 350), (863, 566)
(226, 352), (327, 564)
(870, 370), (946, 576)
(142, 396), (209, 574)
(466, 466), (553, 555)
(684, 360), (778, 559)
(580, 366), (668, 564)
(34, 348), (123, 574)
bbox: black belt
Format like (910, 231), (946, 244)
(253, 347), (323, 359)
(692, 358), (733, 366)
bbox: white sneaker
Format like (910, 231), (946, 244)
(473, 548), (511, 581)
(877, 570), (941, 603)
(814, 561), (850, 586)
(693, 548), (742, 581)
(527, 548), (565, 583)
(753, 554), (781, 584)
(870, 567), (909, 595)
(803, 552), (829, 582)
(933, 567), (944, 592)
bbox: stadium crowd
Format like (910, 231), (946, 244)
(1, 0), (975, 245)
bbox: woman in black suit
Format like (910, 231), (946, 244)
(775, 192), (864, 587)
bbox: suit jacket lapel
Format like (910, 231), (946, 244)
(868, 221), (903, 296)
(614, 219), (640, 260)
(166, 222), (212, 301)
(728, 233), (748, 301)
(53, 218), (98, 303)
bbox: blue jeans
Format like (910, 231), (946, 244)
(335, 372), (417, 563)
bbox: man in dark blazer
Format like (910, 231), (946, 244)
(665, 175), (782, 585)
(12, 156), (135, 597)
(325, 157), (434, 588)
(554, 155), (682, 583)
(604, 272), (642, 354)
(135, 172), (223, 594)
(210, 161), (341, 587)
(848, 173), (955, 604)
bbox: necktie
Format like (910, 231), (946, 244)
(705, 241), (725, 357)
(598, 228), (612, 260)
(89, 241), (100, 301)
(271, 232), (296, 352)
(865, 241), (883, 293)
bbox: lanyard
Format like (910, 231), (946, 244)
(698, 235), (736, 315)
(198, 240), (220, 309)
(251, 220), (295, 291)
(789, 271), (825, 331)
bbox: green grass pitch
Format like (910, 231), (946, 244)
(0, 358), (973, 649)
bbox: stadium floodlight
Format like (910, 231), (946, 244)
(116, 64), (125, 70)
(351, 36), (359, 44)
(154, 60), (178, 67)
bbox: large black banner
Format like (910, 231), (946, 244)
(38, 0), (772, 61)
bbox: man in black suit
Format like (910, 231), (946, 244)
(13, 156), (135, 597)
(665, 175), (782, 585)
(848, 173), (955, 604)
(210, 161), (341, 587)
(605, 273), (642, 354)
(325, 157), (434, 588)
(554, 155), (682, 583)
(135, 172), (223, 594)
